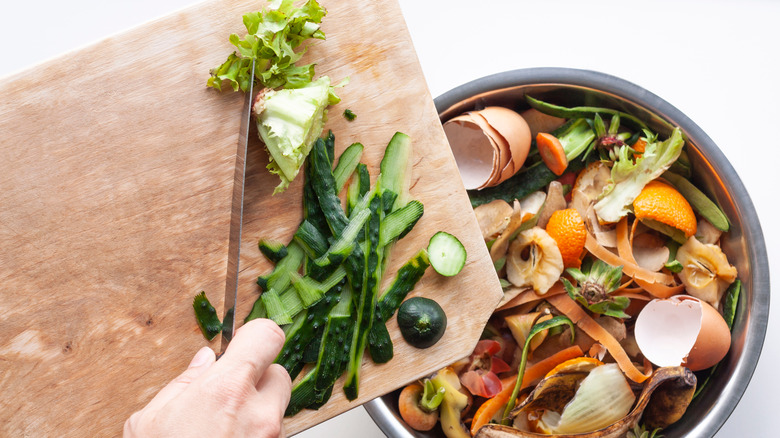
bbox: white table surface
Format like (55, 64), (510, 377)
(2, 1), (777, 436)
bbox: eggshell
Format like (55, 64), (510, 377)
(685, 296), (732, 371)
(469, 111), (514, 186)
(634, 295), (731, 371)
(442, 114), (496, 190)
(478, 107), (533, 175)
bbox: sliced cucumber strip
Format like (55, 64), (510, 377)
(427, 231), (466, 277)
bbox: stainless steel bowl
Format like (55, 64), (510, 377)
(365, 68), (770, 438)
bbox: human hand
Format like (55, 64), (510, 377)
(124, 318), (292, 438)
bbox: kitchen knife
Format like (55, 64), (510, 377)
(220, 58), (256, 354)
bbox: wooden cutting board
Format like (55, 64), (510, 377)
(0, 0), (502, 436)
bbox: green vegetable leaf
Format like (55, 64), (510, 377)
(207, 0), (327, 92)
(193, 291), (223, 341)
(594, 127), (684, 222)
(343, 109), (356, 121)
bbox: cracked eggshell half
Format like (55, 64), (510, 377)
(468, 111), (513, 186)
(443, 113), (497, 190)
(478, 106), (533, 176)
(635, 295), (731, 372)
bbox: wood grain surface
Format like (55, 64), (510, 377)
(0, 0), (502, 436)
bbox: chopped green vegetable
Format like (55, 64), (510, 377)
(594, 128), (684, 223)
(723, 279), (741, 330)
(343, 109), (356, 121)
(333, 142), (364, 192)
(261, 288), (292, 325)
(427, 231), (466, 277)
(468, 158), (585, 208)
(193, 291), (223, 341)
(207, 0), (327, 92)
(258, 239), (288, 264)
(379, 200), (424, 247)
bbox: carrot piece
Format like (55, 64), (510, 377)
(536, 133), (568, 176)
(497, 282), (566, 312)
(615, 217), (684, 298)
(469, 345), (584, 435)
(585, 232), (674, 285)
(546, 293), (651, 383)
(632, 138), (647, 153)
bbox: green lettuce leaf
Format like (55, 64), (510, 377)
(594, 127), (684, 223)
(257, 76), (332, 194)
(207, 0), (327, 92)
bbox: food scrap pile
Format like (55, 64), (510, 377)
(398, 96), (741, 437)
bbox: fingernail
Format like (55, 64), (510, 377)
(189, 347), (213, 368)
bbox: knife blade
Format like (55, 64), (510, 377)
(220, 59), (257, 354)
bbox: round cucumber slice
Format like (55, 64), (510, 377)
(427, 231), (466, 276)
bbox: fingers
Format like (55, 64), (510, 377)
(142, 346), (216, 412)
(212, 318), (286, 385)
(251, 364), (292, 437)
(255, 363), (292, 402)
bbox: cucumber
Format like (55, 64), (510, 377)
(261, 288), (292, 325)
(275, 280), (343, 379)
(397, 296), (447, 349)
(285, 368), (316, 417)
(427, 231), (466, 277)
(468, 159), (585, 208)
(244, 294), (267, 323)
(313, 286), (354, 394)
(377, 249), (431, 319)
(324, 129), (336, 167)
(310, 138), (349, 235)
(290, 266), (347, 307)
(256, 241), (304, 292)
(379, 200), (424, 247)
(294, 220), (329, 259)
(343, 193), (382, 400)
(333, 142), (364, 192)
(347, 163), (370, 216)
(313, 208), (371, 269)
(192, 291), (222, 341)
(258, 239), (288, 264)
(368, 249), (431, 362)
(378, 132), (413, 211)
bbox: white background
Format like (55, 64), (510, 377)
(1, 0), (777, 436)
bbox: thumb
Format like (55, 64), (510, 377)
(143, 347), (216, 410)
